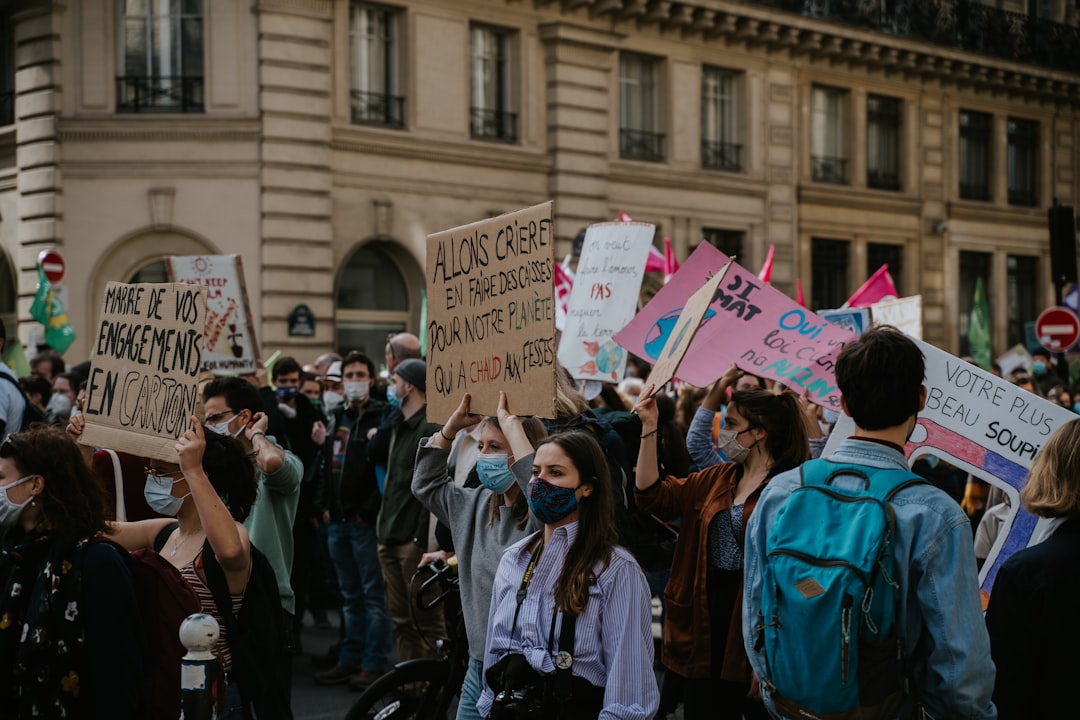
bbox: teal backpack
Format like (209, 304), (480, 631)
(757, 459), (925, 720)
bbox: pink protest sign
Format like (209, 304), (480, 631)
(613, 243), (856, 409)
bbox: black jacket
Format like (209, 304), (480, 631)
(316, 399), (386, 524)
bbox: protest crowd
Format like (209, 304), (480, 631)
(2, 232), (1080, 720)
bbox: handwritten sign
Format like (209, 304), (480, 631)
(559, 222), (654, 383)
(642, 262), (731, 397)
(614, 243), (855, 409)
(80, 282), (206, 464)
(871, 295), (922, 339)
(824, 337), (1075, 597)
(425, 202), (557, 420)
(165, 255), (260, 374)
(819, 308), (870, 336)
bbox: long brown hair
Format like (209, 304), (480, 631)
(538, 430), (618, 615)
(483, 415), (548, 530)
(0, 426), (106, 541)
(730, 388), (809, 475)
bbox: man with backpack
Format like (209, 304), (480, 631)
(743, 327), (996, 720)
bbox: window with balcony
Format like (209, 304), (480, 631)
(959, 110), (992, 201)
(1007, 117), (1038, 207)
(117, 0), (204, 113)
(959, 250), (992, 356)
(1007, 254), (1038, 349)
(350, 3), (403, 129)
(811, 238), (850, 310)
(701, 67), (741, 171)
(0, 17), (13, 126)
(867, 95), (901, 190)
(700, 228), (744, 259)
(867, 243), (903, 294)
(470, 24), (516, 143)
(619, 53), (664, 162)
(811, 85), (847, 184)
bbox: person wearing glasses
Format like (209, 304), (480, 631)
(0, 426), (144, 718)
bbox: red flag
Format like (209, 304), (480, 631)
(796, 278), (806, 307)
(645, 244), (666, 273)
(553, 260), (574, 331)
(844, 264), (898, 308)
(617, 211), (633, 222)
(663, 236), (680, 281)
(758, 244), (775, 283)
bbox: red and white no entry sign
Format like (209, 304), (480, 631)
(38, 249), (66, 284)
(1035, 306), (1080, 352)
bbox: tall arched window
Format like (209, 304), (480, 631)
(336, 241), (418, 362)
(127, 258), (169, 283)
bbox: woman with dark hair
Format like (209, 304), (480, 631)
(635, 386), (809, 720)
(413, 391), (548, 720)
(106, 416), (257, 716)
(0, 425), (143, 718)
(478, 397), (659, 720)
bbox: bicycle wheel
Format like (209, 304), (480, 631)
(344, 660), (453, 720)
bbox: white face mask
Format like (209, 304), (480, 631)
(323, 391), (344, 412)
(277, 402), (297, 419)
(0, 475), (34, 528)
(143, 473), (189, 517)
(717, 428), (754, 464)
(47, 393), (72, 418)
(206, 418), (244, 438)
(344, 381), (370, 404)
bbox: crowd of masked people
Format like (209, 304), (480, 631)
(2, 317), (1079, 719)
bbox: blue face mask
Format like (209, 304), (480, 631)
(275, 386), (299, 402)
(527, 476), (580, 525)
(476, 453), (516, 494)
(1033, 361), (1047, 375)
(386, 385), (402, 409)
(1073, 402), (1080, 415)
(144, 473), (188, 517)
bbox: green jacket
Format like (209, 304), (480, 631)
(243, 435), (303, 614)
(377, 405), (440, 546)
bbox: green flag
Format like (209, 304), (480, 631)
(29, 264), (76, 354)
(419, 289), (428, 358)
(968, 276), (991, 370)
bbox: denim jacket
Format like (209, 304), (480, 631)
(742, 438), (997, 720)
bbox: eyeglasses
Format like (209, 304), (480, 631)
(205, 410), (238, 425)
(143, 467), (184, 479)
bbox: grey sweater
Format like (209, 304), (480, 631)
(412, 436), (539, 661)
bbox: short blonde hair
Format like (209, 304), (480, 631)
(1021, 418), (1080, 518)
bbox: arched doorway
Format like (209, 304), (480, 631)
(335, 240), (423, 364)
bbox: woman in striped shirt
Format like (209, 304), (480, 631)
(478, 406), (659, 720)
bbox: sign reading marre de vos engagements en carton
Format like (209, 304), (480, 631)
(426, 202), (557, 420)
(80, 282), (206, 464)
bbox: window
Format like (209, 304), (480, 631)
(811, 85), (847, 184)
(117, 0), (204, 113)
(619, 53), (664, 162)
(700, 228), (743, 259)
(1007, 255), (1038, 348)
(350, 3), (403, 128)
(958, 251), (992, 356)
(701, 67), (741, 171)
(336, 242), (414, 361)
(1007, 117), (1038, 206)
(128, 260), (169, 283)
(811, 238), (850, 310)
(0, 16), (13, 126)
(959, 110), (992, 200)
(867, 243), (903, 294)
(867, 95), (901, 190)
(470, 25), (516, 143)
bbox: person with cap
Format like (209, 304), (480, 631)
(313, 351), (394, 690)
(376, 357), (445, 662)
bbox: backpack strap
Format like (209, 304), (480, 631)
(800, 459), (926, 503)
(153, 521), (180, 553)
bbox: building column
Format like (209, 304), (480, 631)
(764, 68), (797, 296)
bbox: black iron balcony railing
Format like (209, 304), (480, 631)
(1008, 186), (1037, 207)
(701, 140), (743, 171)
(351, 90), (405, 129)
(750, 0), (1080, 74)
(470, 107), (518, 143)
(620, 129), (665, 162)
(0, 89), (12, 125)
(867, 168), (900, 191)
(116, 76), (204, 113)
(959, 181), (991, 201)
(812, 154), (848, 184)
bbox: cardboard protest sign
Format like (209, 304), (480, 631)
(871, 295), (922, 339)
(165, 255), (260, 374)
(641, 261), (732, 398)
(614, 243), (856, 409)
(824, 337), (1076, 598)
(559, 222), (654, 383)
(80, 282), (206, 464)
(426, 202), (557, 420)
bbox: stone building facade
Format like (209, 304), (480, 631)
(1, 0), (1078, 364)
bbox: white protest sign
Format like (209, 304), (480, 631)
(165, 254), (260, 374)
(81, 282), (206, 464)
(871, 295), (922, 339)
(559, 222), (654, 382)
(996, 344), (1032, 378)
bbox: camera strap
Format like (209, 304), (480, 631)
(550, 610), (577, 709)
(509, 538), (544, 641)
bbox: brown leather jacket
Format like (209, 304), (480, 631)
(636, 463), (763, 682)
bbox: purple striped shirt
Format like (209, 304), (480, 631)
(478, 522), (659, 720)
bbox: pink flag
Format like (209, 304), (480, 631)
(645, 244), (666, 272)
(663, 236), (680, 281)
(796, 278), (806, 307)
(553, 260), (574, 331)
(845, 264), (898, 308)
(617, 211), (633, 222)
(758, 244), (775, 283)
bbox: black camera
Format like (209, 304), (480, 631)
(489, 685), (546, 720)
